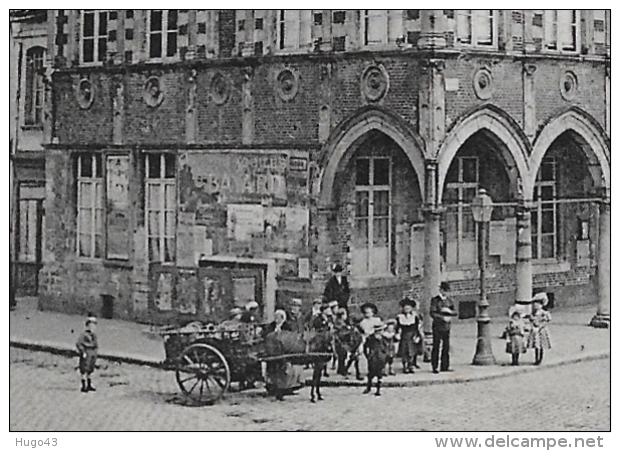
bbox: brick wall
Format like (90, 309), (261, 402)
(195, 68), (243, 144)
(534, 60), (606, 131)
(124, 71), (187, 145)
(54, 72), (113, 144)
(444, 58), (524, 131)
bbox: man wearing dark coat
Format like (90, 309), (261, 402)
(323, 264), (351, 312)
(430, 282), (456, 374)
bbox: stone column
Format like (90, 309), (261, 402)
(241, 67), (254, 145)
(186, 69), (197, 144)
(112, 74), (124, 145)
(590, 198), (610, 328)
(418, 10), (446, 49)
(422, 160), (442, 360)
(605, 64), (610, 135)
(515, 200), (533, 314)
(186, 10), (197, 60)
(320, 10), (332, 51)
(522, 63), (537, 142)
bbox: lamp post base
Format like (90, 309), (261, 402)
(589, 314), (610, 329)
(472, 320), (496, 366)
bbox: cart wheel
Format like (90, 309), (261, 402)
(175, 343), (231, 405)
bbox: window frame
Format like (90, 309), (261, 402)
(543, 9), (579, 53)
(361, 10), (389, 47)
(76, 153), (105, 259)
(352, 155), (392, 276)
(80, 10), (109, 65)
(456, 10), (497, 48)
(275, 10), (312, 53)
(532, 157), (558, 261)
(147, 9), (180, 61)
(444, 156), (479, 267)
(145, 153), (177, 263)
(24, 47), (45, 127)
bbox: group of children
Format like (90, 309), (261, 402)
(504, 292), (553, 366)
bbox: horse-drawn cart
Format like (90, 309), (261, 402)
(159, 321), (332, 405)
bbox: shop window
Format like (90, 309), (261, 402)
(24, 47), (45, 126)
(532, 158), (558, 259)
(145, 154), (176, 262)
(277, 10), (312, 51)
(81, 10), (108, 63)
(457, 10), (495, 47)
(77, 154), (104, 258)
(352, 157), (391, 276)
(444, 157), (479, 266)
(148, 10), (179, 59)
(544, 10), (578, 52)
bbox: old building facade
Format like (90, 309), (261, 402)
(10, 10), (50, 298)
(39, 10), (610, 329)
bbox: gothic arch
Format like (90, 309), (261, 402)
(529, 108), (611, 199)
(318, 106), (426, 207)
(436, 105), (532, 201)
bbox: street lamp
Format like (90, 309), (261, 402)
(471, 188), (496, 365)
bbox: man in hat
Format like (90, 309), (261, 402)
(430, 282), (456, 374)
(285, 298), (305, 333)
(76, 315), (99, 393)
(323, 263), (351, 313)
(363, 322), (390, 396)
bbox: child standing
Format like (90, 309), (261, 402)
(359, 303), (382, 338)
(383, 320), (398, 376)
(396, 298), (424, 374)
(505, 309), (526, 366)
(363, 322), (390, 396)
(76, 316), (98, 393)
(527, 295), (552, 365)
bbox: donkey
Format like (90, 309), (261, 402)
(308, 330), (333, 403)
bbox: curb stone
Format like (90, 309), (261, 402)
(10, 339), (609, 387)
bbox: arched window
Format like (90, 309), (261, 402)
(24, 47), (45, 126)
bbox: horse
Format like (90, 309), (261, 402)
(307, 330), (333, 403)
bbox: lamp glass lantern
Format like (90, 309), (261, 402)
(471, 188), (494, 223)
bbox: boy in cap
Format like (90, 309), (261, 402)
(363, 322), (390, 396)
(76, 315), (99, 393)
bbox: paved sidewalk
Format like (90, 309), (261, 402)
(10, 297), (610, 387)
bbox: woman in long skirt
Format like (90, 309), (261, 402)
(396, 298), (424, 374)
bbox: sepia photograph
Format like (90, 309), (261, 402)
(8, 5), (611, 441)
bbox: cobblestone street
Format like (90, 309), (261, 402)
(10, 348), (610, 431)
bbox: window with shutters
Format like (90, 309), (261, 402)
(145, 154), (176, 263)
(352, 157), (392, 276)
(24, 47), (45, 126)
(456, 10), (495, 47)
(148, 10), (179, 59)
(544, 10), (578, 52)
(276, 10), (312, 52)
(81, 10), (108, 64)
(532, 158), (558, 260)
(77, 154), (104, 259)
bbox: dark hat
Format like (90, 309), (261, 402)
(399, 297), (417, 308)
(360, 302), (378, 314)
(332, 263), (344, 273)
(439, 282), (451, 292)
